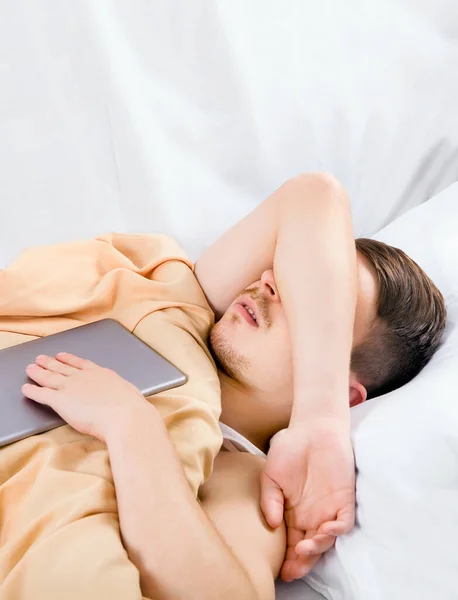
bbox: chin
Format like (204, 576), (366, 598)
(209, 321), (250, 383)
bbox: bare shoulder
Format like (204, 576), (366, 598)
(199, 452), (286, 598)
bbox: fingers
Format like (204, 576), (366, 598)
(318, 505), (355, 536)
(24, 354), (94, 390)
(25, 364), (66, 390)
(281, 533), (300, 582)
(34, 355), (77, 376)
(295, 533), (336, 557)
(318, 520), (349, 536)
(22, 382), (58, 407)
(55, 353), (97, 370)
(260, 471), (284, 529)
(295, 506), (355, 558)
(281, 554), (321, 582)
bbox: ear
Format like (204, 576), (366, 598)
(349, 374), (367, 408)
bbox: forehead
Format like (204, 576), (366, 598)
(354, 251), (379, 347)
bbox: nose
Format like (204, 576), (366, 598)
(260, 269), (280, 302)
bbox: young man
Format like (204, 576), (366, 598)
(20, 173), (445, 600)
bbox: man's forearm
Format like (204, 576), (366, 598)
(105, 408), (258, 600)
(273, 174), (357, 424)
(195, 172), (357, 424)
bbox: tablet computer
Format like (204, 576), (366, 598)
(0, 318), (187, 447)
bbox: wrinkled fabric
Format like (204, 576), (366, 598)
(0, 233), (222, 599)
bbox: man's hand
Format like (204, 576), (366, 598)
(22, 353), (153, 442)
(260, 420), (356, 582)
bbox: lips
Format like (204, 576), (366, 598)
(240, 296), (261, 324)
(235, 303), (259, 328)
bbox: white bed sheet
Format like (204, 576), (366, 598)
(1, 0), (458, 268)
(276, 579), (326, 600)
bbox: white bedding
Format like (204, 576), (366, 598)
(1, 1), (458, 269)
(276, 580), (325, 600)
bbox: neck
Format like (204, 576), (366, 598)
(218, 371), (285, 453)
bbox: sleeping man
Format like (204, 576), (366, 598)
(0, 173), (446, 600)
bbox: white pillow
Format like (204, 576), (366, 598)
(305, 183), (458, 599)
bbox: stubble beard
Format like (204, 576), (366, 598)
(209, 315), (250, 384)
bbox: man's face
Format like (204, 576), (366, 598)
(209, 252), (378, 407)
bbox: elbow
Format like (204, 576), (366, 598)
(278, 171), (351, 212)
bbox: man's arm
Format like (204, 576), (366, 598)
(194, 172), (357, 421)
(195, 173), (358, 576)
(22, 354), (283, 598)
(105, 407), (283, 600)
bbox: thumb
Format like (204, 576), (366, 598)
(260, 470), (284, 529)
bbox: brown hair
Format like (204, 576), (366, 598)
(351, 238), (446, 399)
